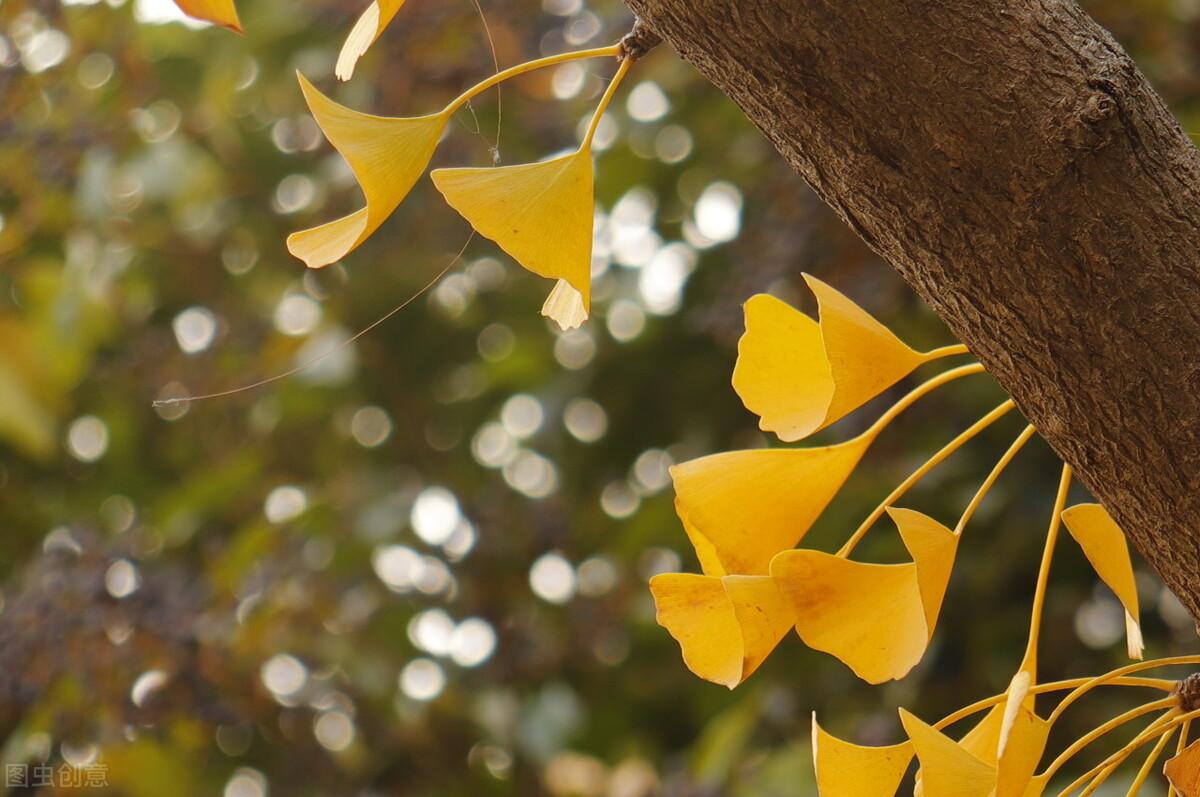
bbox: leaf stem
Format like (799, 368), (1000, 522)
(442, 44), (622, 118)
(1040, 698), (1177, 785)
(582, 55), (632, 150)
(861, 362), (987, 440)
(927, 343), (971, 359)
(1121, 726), (1175, 796)
(1058, 707), (1197, 795)
(933, 675), (1177, 732)
(837, 397), (1013, 557)
(1167, 719), (1190, 797)
(1020, 463), (1073, 677)
(1049, 656), (1200, 726)
(955, 423), (1037, 534)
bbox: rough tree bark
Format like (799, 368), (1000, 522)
(621, 1), (1200, 616)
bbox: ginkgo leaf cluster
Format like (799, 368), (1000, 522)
(652, 276), (1145, 692)
(168, 0), (638, 330)
(154, 2), (1183, 789)
(646, 274), (1176, 793)
(289, 49), (631, 330)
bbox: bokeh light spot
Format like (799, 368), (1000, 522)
(66, 416), (109, 462)
(530, 552), (576, 604)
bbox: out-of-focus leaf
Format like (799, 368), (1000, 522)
(0, 356), (57, 461)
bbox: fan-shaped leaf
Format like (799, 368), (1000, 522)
(994, 673), (1050, 797)
(649, 573), (792, 689)
(288, 73), (445, 268)
(1061, 503), (1143, 659)
(671, 436), (871, 577)
(912, 676), (1049, 797)
(812, 715), (912, 797)
(901, 710), (995, 797)
(733, 275), (939, 443)
(769, 509), (957, 684)
(432, 151), (593, 329)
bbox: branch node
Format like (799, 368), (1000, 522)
(1175, 673), (1200, 713)
(618, 18), (661, 62)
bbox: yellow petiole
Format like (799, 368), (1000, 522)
(1040, 697), (1178, 786)
(838, 397), (1012, 557)
(1058, 707), (1199, 795)
(1121, 725), (1175, 796)
(582, 55), (632, 149)
(441, 44), (622, 119)
(933, 675), (1177, 732)
(955, 423), (1037, 534)
(860, 362), (986, 439)
(1051, 655), (1200, 725)
(1167, 718), (1191, 797)
(1019, 463), (1072, 677)
(927, 343), (971, 359)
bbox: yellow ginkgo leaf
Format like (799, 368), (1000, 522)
(336, 0), (409, 81)
(925, 675), (1048, 797)
(733, 275), (947, 443)
(812, 715), (912, 797)
(769, 508), (958, 684)
(173, 0), (242, 31)
(900, 710), (995, 797)
(288, 73), (446, 269)
(1061, 502), (1143, 659)
(1166, 738), (1200, 796)
(994, 673), (1050, 797)
(431, 151), (594, 330)
(671, 435), (871, 577)
(649, 573), (793, 689)
(898, 508), (959, 633)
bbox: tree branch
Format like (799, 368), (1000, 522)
(624, 0), (1200, 618)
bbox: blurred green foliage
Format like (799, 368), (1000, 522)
(0, 0), (1198, 794)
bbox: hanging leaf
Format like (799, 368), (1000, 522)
(172, 0), (242, 31)
(733, 275), (949, 443)
(770, 508), (957, 684)
(1061, 502), (1143, 659)
(993, 672), (1050, 797)
(336, 0), (409, 81)
(432, 151), (594, 329)
(649, 573), (792, 689)
(908, 675), (1049, 797)
(288, 73), (446, 269)
(671, 435), (871, 577)
(902, 710), (996, 797)
(812, 715), (913, 797)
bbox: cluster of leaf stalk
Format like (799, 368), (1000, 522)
(159, 0), (1200, 791)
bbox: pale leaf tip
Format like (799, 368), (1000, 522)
(1126, 611), (1144, 660)
(541, 279), (588, 330)
(335, 3), (379, 82)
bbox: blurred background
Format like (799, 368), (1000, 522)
(1, 0), (1199, 794)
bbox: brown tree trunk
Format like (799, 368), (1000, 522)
(622, 1), (1200, 617)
